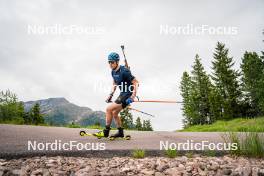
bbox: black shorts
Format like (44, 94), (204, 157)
(114, 94), (131, 108)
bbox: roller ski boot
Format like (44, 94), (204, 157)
(92, 126), (111, 139)
(109, 127), (131, 140)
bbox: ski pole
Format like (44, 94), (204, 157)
(133, 100), (183, 103)
(127, 107), (155, 117)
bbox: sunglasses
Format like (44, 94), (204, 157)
(108, 61), (115, 64)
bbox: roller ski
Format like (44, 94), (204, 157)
(79, 127), (131, 140)
(80, 126), (111, 139)
(79, 130), (107, 139)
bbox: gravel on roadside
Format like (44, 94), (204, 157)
(0, 155), (264, 176)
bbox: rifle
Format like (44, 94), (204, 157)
(121, 45), (140, 100)
(121, 45), (130, 70)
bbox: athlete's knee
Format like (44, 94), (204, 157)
(106, 106), (114, 113)
(112, 111), (118, 118)
(112, 111), (120, 118)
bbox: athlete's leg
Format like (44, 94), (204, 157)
(105, 104), (114, 126)
(111, 102), (127, 138)
(106, 103), (122, 126)
(108, 94), (130, 138)
(112, 106), (123, 128)
(93, 103), (119, 137)
(92, 104), (114, 137)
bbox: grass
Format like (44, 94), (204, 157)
(165, 149), (178, 158)
(84, 125), (118, 130)
(222, 132), (264, 158)
(132, 149), (145, 158)
(179, 117), (264, 132)
(0, 119), (25, 125)
(0, 119), (50, 127)
(203, 150), (217, 157)
(0, 121), (120, 131)
(185, 152), (194, 158)
(84, 125), (103, 129)
(66, 124), (82, 128)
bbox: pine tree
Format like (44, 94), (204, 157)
(23, 111), (31, 124)
(32, 103), (44, 125)
(145, 119), (153, 131)
(15, 102), (25, 124)
(208, 86), (222, 122)
(241, 51), (264, 115)
(142, 120), (147, 131)
(180, 71), (199, 126)
(261, 51), (264, 112)
(120, 108), (134, 129)
(17, 102), (25, 118)
(211, 42), (241, 119)
(191, 54), (213, 124)
(135, 117), (142, 130)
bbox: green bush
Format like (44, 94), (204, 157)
(165, 149), (178, 158)
(203, 150), (216, 157)
(132, 149), (145, 158)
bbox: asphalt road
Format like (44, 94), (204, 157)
(0, 124), (232, 159)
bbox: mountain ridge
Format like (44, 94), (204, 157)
(23, 97), (106, 126)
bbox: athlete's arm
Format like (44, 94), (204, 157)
(106, 81), (117, 103)
(110, 80), (117, 95)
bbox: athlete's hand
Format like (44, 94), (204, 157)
(130, 95), (136, 100)
(126, 97), (134, 105)
(105, 94), (113, 103)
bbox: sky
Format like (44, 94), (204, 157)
(0, 0), (263, 131)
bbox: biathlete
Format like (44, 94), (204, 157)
(93, 52), (138, 138)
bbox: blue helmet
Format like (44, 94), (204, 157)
(108, 52), (120, 62)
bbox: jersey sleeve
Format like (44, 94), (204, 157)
(123, 68), (135, 82)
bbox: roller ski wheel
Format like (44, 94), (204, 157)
(80, 130), (86, 136)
